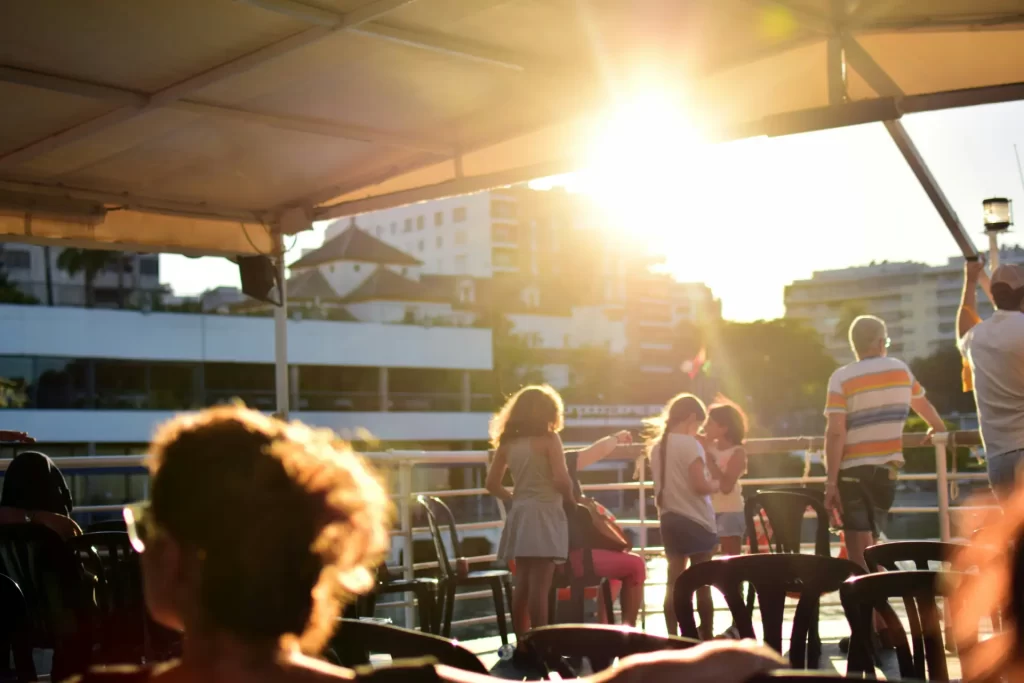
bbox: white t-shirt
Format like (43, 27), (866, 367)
(709, 444), (744, 514)
(651, 433), (716, 533)
(959, 310), (1024, 458)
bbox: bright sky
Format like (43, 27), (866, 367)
(161, 100), (1024, 322)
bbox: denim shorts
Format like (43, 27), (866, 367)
(987, 448), (1024, 499)
(660, 512), (718, 557)
(715, 511), (746, 538)
(837, 465), (896, 533)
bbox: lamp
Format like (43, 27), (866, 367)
(982, 198), (1013, 269)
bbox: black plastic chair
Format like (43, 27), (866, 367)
(674, 553), (863, 669)
(841, 570), (952, 681)
(745, 490), (831, 557)
(520, 623), (696, 676)
(360, 563), (440, 634)
(0, 524), (96, 681)
(547, 503), (615, 626)
(326, 618), (488, 674)
(863, 541), (964, 572)
(418, 496), (511, 643)
(0, 573), (34, 682)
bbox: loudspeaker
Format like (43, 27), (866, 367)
(237, 255), (281, 306)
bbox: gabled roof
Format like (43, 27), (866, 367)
(291, 226), (420, 269)
(344, 268), (448, 304)
(286, 268), (340, 300)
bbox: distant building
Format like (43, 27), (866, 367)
(0, 244), (161, 307)
(785, 247), (1024, 363)
(292, 187), (721, 387)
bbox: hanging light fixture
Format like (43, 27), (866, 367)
(982, 198), (1013, 269)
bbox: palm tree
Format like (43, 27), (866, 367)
(56, 248), (118, 308)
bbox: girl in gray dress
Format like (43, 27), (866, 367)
(486, 385), (576, 643)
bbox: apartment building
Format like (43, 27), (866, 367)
(785, 247), (1024, 363)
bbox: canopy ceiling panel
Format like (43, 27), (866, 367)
(2, 0), (1024, 255)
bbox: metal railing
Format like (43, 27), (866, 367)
(0, 430), (991, 634)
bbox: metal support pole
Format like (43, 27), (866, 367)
(638, 475), (648, 629)
(289, 365), (300, 412)
(884, 120), (980, 259)
(273, 233), (289, 418)
(397, 459), (415, 628)
(461, 370), (471, 412)
(379, 367), (389, 412)
(989, 232), (1001, 270)
(933, 432), (951, 541)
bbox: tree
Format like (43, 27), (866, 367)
(910, 346), (976, 415)
(0, 269), (37, 305)
(707, 319), (837, 436)
(490, 314), (544, 398)
(834, 300), (869, 342)
(56, 248), (118, 308)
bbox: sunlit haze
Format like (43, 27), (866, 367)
(162, 100), (1024, 322)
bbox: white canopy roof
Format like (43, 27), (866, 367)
(3, 0), (1024, 255)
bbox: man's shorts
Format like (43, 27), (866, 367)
(987, 448), (1024, 499)
(837, 465), (896, 534)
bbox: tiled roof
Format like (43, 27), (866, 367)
(286, 268), (340, 300)
(344, 268), (448, 303)
(291, 225), (420, 269)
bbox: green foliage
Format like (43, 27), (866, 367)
(489, 314), (544, 398)
(706, 319), (837, 436)
(56, 248), (119, 308)
(0, 269), (37, 305)
(910, 346), (976, 415)
(902, 415), (981, 473)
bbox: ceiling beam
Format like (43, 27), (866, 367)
(0, 66), (454, 155)
(239, 0), (528, 71)
(0, 178), (263, 222)
(0, 0), (418, 170)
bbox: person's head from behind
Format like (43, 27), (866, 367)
(645, 393), (707, 453)
(704, 400), (748, 446)
(1, 451), (72, 517)
(990, 264), (1024, 312)
(849, 315), (889, 360)
(130, 406), (390, 656)
(489, 384), (564, 448)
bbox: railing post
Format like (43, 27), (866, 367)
(638, 475), (648, 629)
(933, 432), (951, 541)
(398, 458), (415, 628)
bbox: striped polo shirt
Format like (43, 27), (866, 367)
(824, 356), (923, 469)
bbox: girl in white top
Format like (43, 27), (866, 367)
(646, 393), (720, 639)
(703, 401), (749, 556)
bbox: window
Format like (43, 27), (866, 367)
(0, 356), (32, 409)
(455, 255), (467, 272)
(437, 236), (443, 248)
(457, 279), (474, 302)
(453, 207), (467, 223)
(390, 222), (397, 235)
(404, 218), (413, 232)
(416, 216), (425, 230)
(492, 224), (517, 243)
(204, 363), (275, 410)
(418, 240), (424, 252)
(490, 200), (516, 219)
(139, 257), (158, 276)
(376, 226), (383, 237)
(434, 211), (443, 227)
(455, 230), (467, 246)
(3, 250), (30, 270)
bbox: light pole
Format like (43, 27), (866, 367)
(983, 197), (1013, 270)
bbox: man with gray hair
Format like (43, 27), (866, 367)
(823, 315), (945, 570)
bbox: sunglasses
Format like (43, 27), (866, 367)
(123, 502), (158, 553)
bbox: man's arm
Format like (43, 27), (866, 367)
(823, 412), (847, 513)
(958, 258), (986, 339)
(910, 395), (946, 437)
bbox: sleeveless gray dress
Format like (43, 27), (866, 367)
(496, 438), (569, 562)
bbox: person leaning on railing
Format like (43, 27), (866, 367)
(0, 450), (82, 541)
(823, 315), (946, 572)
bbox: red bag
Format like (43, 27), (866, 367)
(578, 497), (631, 552)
